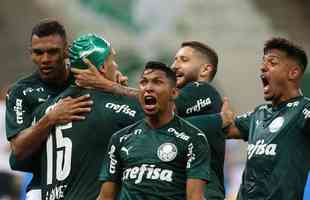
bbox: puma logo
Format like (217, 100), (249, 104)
(121, 146), (133, 155)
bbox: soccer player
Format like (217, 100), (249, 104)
(34, 34), (144, 200)
(5, 19), (92, 199)
(98, 61), (211, 200)
(172, 42), (225, 200)
(225, 37), (310, 200)
(72, 41), (225, 199)
(172, 41), (222, 116)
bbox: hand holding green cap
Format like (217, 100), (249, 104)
(69, 33), (111, 70)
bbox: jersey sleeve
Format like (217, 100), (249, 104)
(186, 131), (211, 182)
(5, 85), (34, 140)
(175, 82), (222, 117)
(99, 134), (122, 183)
(301, 103), (310, 134)
(234, 111), (254, 141)
(9, 103), (48, 172)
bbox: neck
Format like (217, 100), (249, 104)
(272, 86), (301, 106)
(49, 67), (70, 87)
(146, 108), (174, 129)
(197, 76), (210, 83)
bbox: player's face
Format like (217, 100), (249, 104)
(171, 46), (203, 88)
(260, 49), (293, 103)
(31, 34), (67, 83)
(139, 69), (177, 116)
(100, 48), (118, 82)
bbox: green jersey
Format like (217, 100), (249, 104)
(235, 96), (310, 200)
(176, 81), (222, 117)
(176, 81), (225, 200)
(5, 72), (68, 190)
(34, 86), (143, 200)
(6, 72), (67, 139)
(100, 115), (211, 200)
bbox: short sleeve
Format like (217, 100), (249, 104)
(186, 132), (211, 182)
(234, 111), (254, 141)
(99, 134), (122, 183)
(5, 86), (34, 140)
(176, 82), (222, 117)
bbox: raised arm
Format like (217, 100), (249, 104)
(220, 97), (242, 139)
(71, 58), (139, 98)
(9, 95), (92, 160)
(185, 97), (241, 139)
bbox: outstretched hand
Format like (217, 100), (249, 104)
(47, 94), (93, 125)
(220, 97), (235, 128)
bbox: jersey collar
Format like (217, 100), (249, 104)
(271, 95), (303, 111)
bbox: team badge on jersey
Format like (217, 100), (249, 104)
(157, 143), (177, 162)
(269, 116), (284, 133)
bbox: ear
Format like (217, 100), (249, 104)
(170, 87), (179, 101)
(200, 64), (213, 79)
(288, 65), (302, 80)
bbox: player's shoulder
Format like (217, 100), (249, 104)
(183, 81), (218, 92)
(245, 103), (269, 118)
(95, 90), (139, 105)
(117, 93), (139, 103)
(59, 86), (87, 98)
(111, 119), (144, 141)
(180, 81), (221, 102)
(8, 73), (42, 96)
(174, 115), (206, 139)
(299, 96), (310, 120)
(254, 103), (269, 112)
(11, 72), (41, 87)
(300, 96), (310, 106)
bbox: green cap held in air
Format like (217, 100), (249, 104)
(69, 33), (111, 69)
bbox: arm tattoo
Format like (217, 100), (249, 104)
(111, 83), (139, 99)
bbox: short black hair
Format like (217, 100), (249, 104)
(264, 37), (308, 72)
(31, 19), (67, 42)
(144, 61), (177, 86)
(181, 41), (218, 81)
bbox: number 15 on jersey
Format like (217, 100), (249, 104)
(46, 123), (73, 185)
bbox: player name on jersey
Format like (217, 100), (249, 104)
(45, 184), (67, 200)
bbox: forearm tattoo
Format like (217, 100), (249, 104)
(111, 83), (139, 99)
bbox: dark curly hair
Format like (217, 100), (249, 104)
(264, 37), (307, 72)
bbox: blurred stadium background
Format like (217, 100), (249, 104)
(1, 0), (310, 199)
